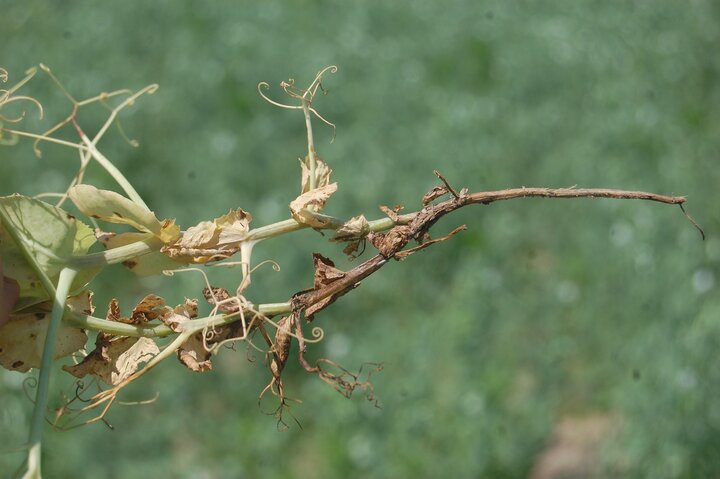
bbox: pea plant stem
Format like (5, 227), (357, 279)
(24, 267), (77, 479)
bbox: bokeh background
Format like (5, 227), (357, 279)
(1, 1), (719, 478)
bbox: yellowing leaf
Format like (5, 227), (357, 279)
(62, 334), (159, 385)
(0, 312), (88, 372)
(289, 183), (338, 228)
(69, 185), (180, 243)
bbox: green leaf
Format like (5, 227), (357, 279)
(0, 194), (98, 310)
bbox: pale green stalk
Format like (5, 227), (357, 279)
(24, 267), (77, 479)
(63, 301), (292, 337)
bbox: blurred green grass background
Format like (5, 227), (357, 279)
(1, 1), (719, 478)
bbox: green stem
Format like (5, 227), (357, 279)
(25, 267), (77, 479)
(67, 236), (162, 269)
(65, 211), (412, 270)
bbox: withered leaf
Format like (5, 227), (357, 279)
(177, 332), (213, 372)
(107, 298), (121, 322)
(162, 209), (252, 263)
(130, 294), (166, 323)
(312, 253), (345, 289)
(158, 298), (199, 332)
(305, 253), (349, 319)
(0, 312), (88, 372)
(289, 183), (338, 228)
(106, 295), (168, 325)
(270, 316), (292, 380)
(300, 155), (333, 193)
(331, 215), (370, 242)
(63, 334), (159, 385)
(202, 286), (240, 313)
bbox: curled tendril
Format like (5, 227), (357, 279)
(310, 326), (325, 342)
(253, 313), (324, 344)
(0, 67), (43, 125)
(0, 95), (45, 123)
(257, 82), (304, 110)
(257, 65), (338, 140)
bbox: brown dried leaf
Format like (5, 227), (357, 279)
(312, 253), (345, 289)
(177, 332), (213, 372)
(331, 215), (370, 242)
(270, 316), (292, 380)
(62, 334), (159, 385)
(300, 155), (332, 193)
(106, 295), (168, 325)
(0, 312), (88, 372)
(130, 294), (166, 323)
(305, 253), (349, 319)
(162, 209), (252, 263)
(107, 298), (121, 322)
(158, 298), (199, 332)
(289, 183), (338, 228)
(202, 286), (240, 313)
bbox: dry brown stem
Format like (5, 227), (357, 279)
(292, 178), (694, 320)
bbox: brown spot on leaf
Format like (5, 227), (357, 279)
(122, 260), (137, 269)
(112, 211), (124, 218)
(11, 360), (23, 369)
